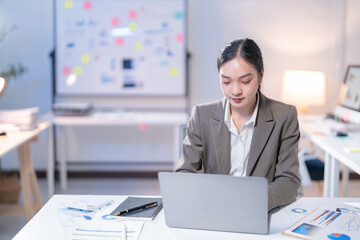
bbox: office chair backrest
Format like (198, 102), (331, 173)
(178, 123), (187, 158)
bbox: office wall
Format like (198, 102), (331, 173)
(345, 0), (360, 66)
(187, 0), (344, 112)
(1, 0), (359, 170)
(0, 0), (53, 169)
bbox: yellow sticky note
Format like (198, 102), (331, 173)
(135, 42), (142, 51)
(344, 148), (360, 153)
(65, 0), (74, 9)
(169, 68), (178, 77)
(129, 23), (137, 31)
(74, 66), (83, 75)
(81, 54), (90, 63)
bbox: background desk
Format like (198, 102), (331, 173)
(43, 111), (188, 189)
(299, 115), (360, 198)
(0, 122), (53, 221)
(13, 194), (360, 239)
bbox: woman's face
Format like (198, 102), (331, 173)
(219, 57), (263, 114)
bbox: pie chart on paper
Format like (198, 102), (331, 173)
(327, 233), (351, 240)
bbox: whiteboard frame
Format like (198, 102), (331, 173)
(53, 0), (188, 98)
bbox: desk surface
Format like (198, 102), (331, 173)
(13, 195), (360, 240)
(0, 122), (50, 158)
(41, 111), (189, 126)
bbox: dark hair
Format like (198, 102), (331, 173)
(217, 38), (263, 74)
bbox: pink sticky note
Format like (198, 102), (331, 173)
(62, 66), (71, 75)
(138, 123), (149, 131)
(115, 37), (124, 45)
(84, 1), (92, 9)
(129, 10), (137, 19)
(111, 17), (119, 26)
(176, 34), (184, 43)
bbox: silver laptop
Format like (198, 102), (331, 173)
(158, 172), (268, 234)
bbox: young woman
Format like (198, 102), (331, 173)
(176, 38), (301, 211)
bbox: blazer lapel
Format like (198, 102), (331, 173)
(210, 99), (231, 174)
(247, 92), (275, 175)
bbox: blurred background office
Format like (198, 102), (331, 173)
(1, 0), (359, 172)
(1, 0), (360, 238)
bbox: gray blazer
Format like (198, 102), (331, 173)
(176, 91), (301, 210)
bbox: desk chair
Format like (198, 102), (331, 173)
(178, 123), (187, 158)
(298, 147), (324, 196)
(298, 147), (349, 197)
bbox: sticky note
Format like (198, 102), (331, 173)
(74, 66), (83, 75)
(176, 34), (184, 43)
(111, 18), (119, 26)
(129, 23), (137, 31)
(138, 123), (148, 131)
(175, 11), (183, 19)
(115, 37), (124, 45)
(169, 68), (178, 77)
(65, 0), (73, 9)
(66, 42), (75, 48)
(81, 54), (90, 63)
(135, 42), (142, 51)
(160, 61), (169, 66)
(84, 1), (92, 9)
(62, 66), (71, 75)
(129, 10), (137, 19)
(344, 148), (360, 153)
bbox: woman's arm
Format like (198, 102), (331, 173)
(268, 106), (301, 210)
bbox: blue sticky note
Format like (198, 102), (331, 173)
(175, 11), (183, 19)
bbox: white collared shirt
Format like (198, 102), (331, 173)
(224, 94), (259, 176)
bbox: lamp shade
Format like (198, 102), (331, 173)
(282, 70), (325, 109)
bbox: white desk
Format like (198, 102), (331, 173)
(0, 122), (53, 221)
(299, 115), (360, 198)
(43, 111), (188, 189)
(13, 194), (360, 239)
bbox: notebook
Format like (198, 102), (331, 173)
(110, 197), (163, 221)
(158, 172), (269, 234)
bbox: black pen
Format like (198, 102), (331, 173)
(115, 201), (158, 216)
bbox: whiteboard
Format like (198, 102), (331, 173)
(55, 0), (186, 96)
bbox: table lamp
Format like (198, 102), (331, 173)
(282, 70), (325, 114)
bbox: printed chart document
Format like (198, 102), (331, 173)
(66, 195), (114, 211)
(63, 220), (143, 240)
(282, 207), (360, 239)
(58, 197), (144, 240)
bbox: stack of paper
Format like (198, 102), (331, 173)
(0, 107), (38, 131)
(58, 196), (144, 240)
(52, 102), (92, 116)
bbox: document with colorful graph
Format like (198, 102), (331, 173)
(282, 207), (360, 239)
